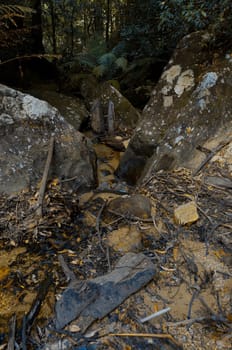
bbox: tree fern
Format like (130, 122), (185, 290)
(0, 5), (34, 27)
(93, 64), (106, 78)
(98, 52), (116, 67)
(115, 57), (128, 72)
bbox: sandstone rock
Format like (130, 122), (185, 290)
(174, 201), (199, 225)
(107, 194), (151, 219)
(107, 226), (142, 252)
(116, 31), (232, 184)
(0, 84), (97, 194)
(61, 73), (140, 131)
(27, 88), (89, 130)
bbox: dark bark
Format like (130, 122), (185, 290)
(31, 0), (44, 53)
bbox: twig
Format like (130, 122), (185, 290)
(36, 136), (55, 217)
(106, 245), (112, 272)
(167, 316), (209, 327)
(140, 307), (171, 323)
(107, 208), (153, 222)
(96, 201), (107, 253)
(193, 138), (232, 176)
(197, 205), (213, 224)
(24, 275), (52, 336)
(167, 315), (230, 328)
(22, 315), (27, 350)
(58, 254), (77, 283)
(187, 290), (199, 319)
(7, 314), (16, 350)
(108, 333), (181, 347)
(0, 54), (61, 66)
(107, 100), (115, 135)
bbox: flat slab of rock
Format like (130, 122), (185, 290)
(0, 84), (96, 194)
(55, 252), (156, 330)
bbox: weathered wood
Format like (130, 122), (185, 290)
(36, 136), (54, 217)
(90, 99), (104, 133)
(193, 138), (232, 176)
(107, 100), (115, 135)
(7, 314), (16, 350)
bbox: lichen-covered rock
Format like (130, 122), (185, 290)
(116, 31), (232, 184)
(27, 88), (89, 130)
(0, 84), (97, 194)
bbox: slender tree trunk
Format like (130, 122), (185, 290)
(49, 0), (57, 54)
(70, 6), (75, 56)
(31, 0), (44, 53)
(106, 0), (111, 48)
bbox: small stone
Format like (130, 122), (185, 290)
(107, 226), (142, 252)
(107, 194), (151, 219)
(174, 201), (199, 225)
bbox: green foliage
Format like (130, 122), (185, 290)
(93, 64), (106, 78)
(0, 4), (34, 49)
(76, 53), (97, 69)
(157, 0), (232, 49)
(115, 57), (128, 71)
(98, 52), (116, 66)
(0, 5), (34, 25)
(85, 34), (107, 59)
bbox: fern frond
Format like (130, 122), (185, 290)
(0, 5), (35, 17)
(77, 53), (97, 69)
(98, 53), (116, 67)
(0, 5), (34, 26)
(93, 64), (106, 78)
(115, 57), (128, 71)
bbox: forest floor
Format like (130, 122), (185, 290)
(0, 140), (232, 350)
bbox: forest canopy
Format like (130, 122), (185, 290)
(1, 1), (232, 80)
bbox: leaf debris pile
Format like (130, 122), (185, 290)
(0, 150), (231, 350)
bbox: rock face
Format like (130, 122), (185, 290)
(0, 84), (97, 194)
(116, 31), (232, 184)
(61, 72), (140, 131)
(27, 88), (89, 131)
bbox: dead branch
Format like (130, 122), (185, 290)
(193, 138), (232, 176)
(108, 333), (181, 347)
(0, 54), (61, 66)
(96, 200), (107, 253)
(107, 100), (115, 135)
(58, 254), (77, 283)
(7, 314), (16, 350)
(36, 136), (55, 217)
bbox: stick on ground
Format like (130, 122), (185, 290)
(36, 136), (55, 217)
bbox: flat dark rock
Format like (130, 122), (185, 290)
(55, 252), (156, 330)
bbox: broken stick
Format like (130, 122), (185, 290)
(193, 138), (232, 176)
(36, 136), (55, 217)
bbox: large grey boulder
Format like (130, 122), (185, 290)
(0, 84), (97, 194)
(26, 88), (89, 130)
(116, 31), (232, 184)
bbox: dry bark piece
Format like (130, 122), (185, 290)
(55, 252), (157, 330)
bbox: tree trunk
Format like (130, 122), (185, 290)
(31, 0), (44, 53)
(105, 0), (111, 48)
